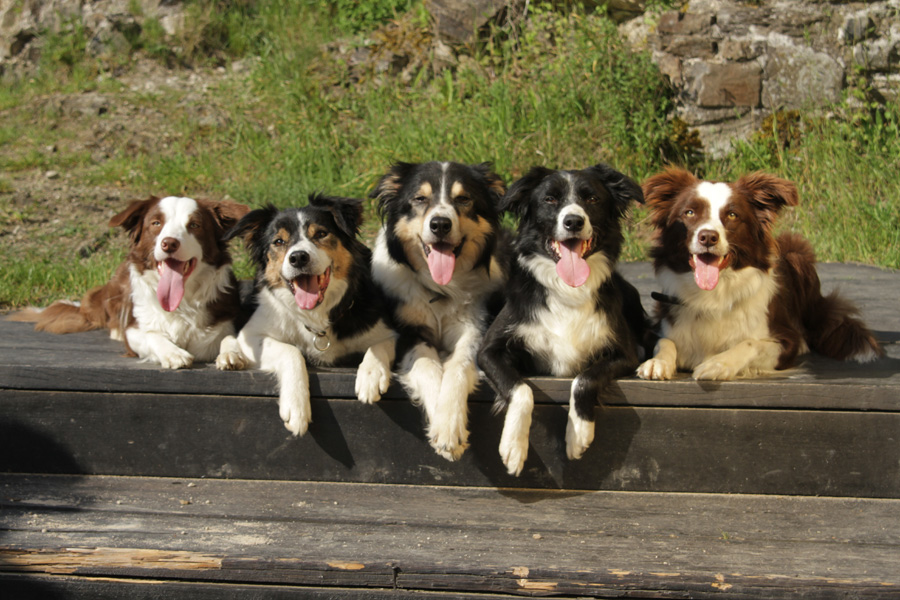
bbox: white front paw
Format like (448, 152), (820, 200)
(158, 347), (194, 370)
(499, 429), (529, 476)
(636, 357), (674, 380)
(428, 403), (469, 462)
(216, 350), (248, 371)
(566, 413), (595, 460)
(355, 355), (391, 404)
(279, 390), (311, 436)
(693, 358), (739, 381)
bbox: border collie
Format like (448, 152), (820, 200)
(636, 167), (883, 381)
(216, 194), (396, 436)
(9, 196), (249, 368)
(370, 161), (508, 461)
(477, 164), (648, 474)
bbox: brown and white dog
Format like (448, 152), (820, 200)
(9, 195), (249, 369)
(636, 168), (883, 381)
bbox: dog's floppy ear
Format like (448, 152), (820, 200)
(370, 162), (416, 216)
(469, 162), (506, 207)
(109, 196), (160, 244)
(735, 172), (799, 232)
(308, 193), (365, 238)
(642, 167), (699, 229)
(499, 166), (554, 217)
(223, 204), (278, 267)
(588, 163), (644, 214)
(208, 198), (251, 234)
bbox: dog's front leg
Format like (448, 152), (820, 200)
(355, 336), (396, 404)
(215, 334), (249, 371)
(636, 337), (677, 380)
(566, 354), (637, 460)
(693, 338), (781, 380)
(430, 326), (481, 461)
(238, 331), (311, 436)
(478, 325), (532, 476)
(126, 327), (193, 369)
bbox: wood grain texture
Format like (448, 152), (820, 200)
(1, 474), (898, 598)
(2, 390), (899, 495)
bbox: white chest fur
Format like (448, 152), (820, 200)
(516, 253), (616, 377)
(657, 266), (778, 369)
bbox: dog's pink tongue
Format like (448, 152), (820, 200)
(556, 240), (590, 287)
(693, 254), (721, 291)
(427, 243), (456, 286)
(293, 275), (321, 310)
(157, 259), (186, 312)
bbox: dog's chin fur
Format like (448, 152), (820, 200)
(216, 196), (397, 438)
(478, 163), (647, 475)
(637, 167), (883, 382)
(8, 195), (248, 370)
(370, 161), (509, 462)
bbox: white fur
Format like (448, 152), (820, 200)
(372, 228), (504, 460)
(126, 257), (236, 369)
(516, 252), (615, 377)
(499, 383), (534, 476)
(155, 197), (205, 263)
(690, 182), (731, 256)
(565, 376), (595, 460)
(222, 281), (397, 436)
(636, 264), (795, 380)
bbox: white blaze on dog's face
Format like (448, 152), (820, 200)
(683, 182), (734, 291)
(378, 162), (502, 287)
(147, 196), (204, 312)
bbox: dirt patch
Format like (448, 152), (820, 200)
(0, 58), (239, 264)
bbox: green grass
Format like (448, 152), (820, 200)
(0, 0), (898, 308)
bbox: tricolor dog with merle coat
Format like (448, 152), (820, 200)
(370, 161), (509, 461)
(478, 164), (648, 475)
(217, 194), (396, 436)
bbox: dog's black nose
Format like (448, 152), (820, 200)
(289, 251), (309, 268)
(430, 216), (452, 237)
(563, 214), (585, 232)
(698, 229), (719, 247)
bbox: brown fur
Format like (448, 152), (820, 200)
(8, 196), (249, 352)
(644, 167), (883, 368)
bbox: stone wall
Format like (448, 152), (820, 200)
(623, 0), (900, 155)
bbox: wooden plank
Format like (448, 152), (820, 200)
(1, 474), (898, 598)
(0, 574), (519, 600)
(1, 319), (898, 411)
(2, 263), (897, 409)
(2, 390), (898, 495)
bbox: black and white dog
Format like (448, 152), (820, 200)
(370, 161), (508, 461)
(217, 194), (396, 436)
(478, 164), (647, 475)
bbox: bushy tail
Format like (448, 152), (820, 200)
(778, 233), (884, 364)
(806, 292), (884, 363)
(6, 301), (100, 334)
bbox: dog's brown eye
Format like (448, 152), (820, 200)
(585, 195), (599, 204)
(413, 196), (427, 205)
(273, 239), (285, 247)
(544, 196), (558, 205)
(314, 230), (329, 240)
(455, 195), (471, 206)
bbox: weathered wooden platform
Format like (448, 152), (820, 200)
(1, 262), (898, 598)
